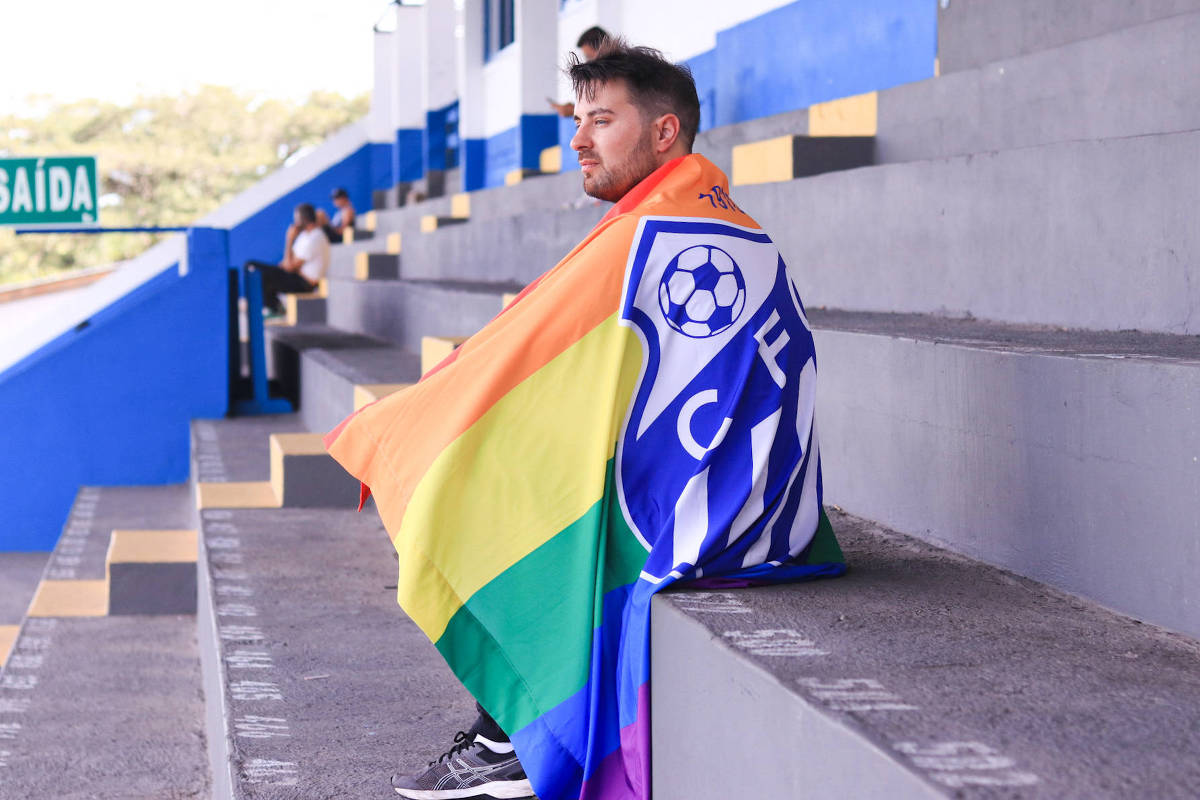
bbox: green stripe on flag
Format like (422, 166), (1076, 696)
(434, 459), (646, 734)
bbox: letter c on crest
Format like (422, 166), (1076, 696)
(677, 389), (733, 461)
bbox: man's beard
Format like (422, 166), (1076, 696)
(580, 138), (660, 203)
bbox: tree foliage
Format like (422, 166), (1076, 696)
(0, 86), (367, 284)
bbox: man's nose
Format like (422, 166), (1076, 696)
(570, 125), (589, 152)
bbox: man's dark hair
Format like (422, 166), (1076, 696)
(576, 26), (609, 51)
(295, 202), (317, 225)
(567, 39), (700, 152)
(331, 187), (349, 200)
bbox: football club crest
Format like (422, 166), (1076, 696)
(615, 217), (822, 584)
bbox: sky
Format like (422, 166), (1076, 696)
(1, 0), (397, 115)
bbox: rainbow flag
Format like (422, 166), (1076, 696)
(324, 154), (846, 799)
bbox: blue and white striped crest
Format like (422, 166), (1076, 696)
(615, 217), (822, 585)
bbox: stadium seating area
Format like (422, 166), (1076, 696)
(1, 4), (1199, 797)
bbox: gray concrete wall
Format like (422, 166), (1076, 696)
(813, 325), (1200, 638)
(327, 279), (518, 352)
(937, 0), (1200, 73)
(740, 129), (1200, 335)
(399, 208), (604, 285)
(651, 598), (940, 800)
(881, 10), (1200, 164)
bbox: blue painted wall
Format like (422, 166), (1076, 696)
(0, 228), (230, 551)
(466, 114), (560, 190)
(685, 49), (718, 133)
(557, 115), (579, 170)
(397, 128), (424, 182)
(713, 0), (936, 127)
(228, 144), (378, 267)
(425, 100), (461, 174)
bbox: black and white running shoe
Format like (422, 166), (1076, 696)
(391, 730), (535, 799)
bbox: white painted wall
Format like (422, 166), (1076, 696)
(393, 6), (428, 130)
(425, 0), (460, 111)
(519, 0), (560, 116)
(481, 44), (522, 136)
(616, 0), (795, 61)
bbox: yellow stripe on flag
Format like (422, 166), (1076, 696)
(395, 315), (642, 640)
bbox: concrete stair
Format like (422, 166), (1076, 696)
(0, 483), (209, 797)
(191, 415), (474, 799)
(653, 509), (1200, 798)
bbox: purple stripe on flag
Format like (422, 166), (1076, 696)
(578, 683), (650, 800)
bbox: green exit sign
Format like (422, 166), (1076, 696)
(0, 156), (99, 226)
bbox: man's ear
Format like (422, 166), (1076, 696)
(654, 113), (681, 153)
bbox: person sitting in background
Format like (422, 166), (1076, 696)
(547, 25), (610, 118)
(317, 187), (357, 241)
(245, 202), (330, 315)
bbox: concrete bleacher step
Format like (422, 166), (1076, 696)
(327, 277), (525, 352)
(807, 309), (1200, 639)
(732, 134), (875, 186)
(740, 123), (1200, 335)
(282, 291), (326, 326)
(653, 508), (1200, 799)
(194, 423), (359, 511)
(0, 552), (49, 665)
(192, 416), (476, 799)
(354, 251), (400, 281)
(264, 324), (421, 434)
(0, 483), (209, 796)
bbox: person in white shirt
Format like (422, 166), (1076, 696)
(246, 202), (331, 314)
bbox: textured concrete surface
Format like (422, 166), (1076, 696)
(264, 324), (420, 434)
(192, 416), (307, 485)
(885, 10), (1200, 164)
(0, 553), (49, 623)
(0, 482), (209, 798)
(696, 108), (809, 179)
(938, 0), (1200, 73)
(0, 616), (210, 798)
(653, 509), (1200, 799)
(808, 311), (1200, 638)
(328, 278), (524, 351)
(740, 128), (1200, 335)
(398, 205), (604, 286)
(194, 416), (475, 799)
(299, 345), (421, 436)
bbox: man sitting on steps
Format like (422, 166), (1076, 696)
(245, 202), (330, 315)
(325, 39), (845, 800)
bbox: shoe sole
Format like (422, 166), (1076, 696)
(392, 778), (535, 799)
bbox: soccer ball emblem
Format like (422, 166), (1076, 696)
(657, 245), (746, 338)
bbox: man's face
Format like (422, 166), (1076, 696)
(571, 80), (660, 203)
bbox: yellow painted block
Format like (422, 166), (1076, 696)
(269, 433), (327, 501)
(28, 580), (109, 617)
(284, 294), (301, 326)
(808, 91), (878, 137)
(196, 481), (281, 510)
(0, 625), (18, 666)
(450, 193), (471, 219)
(421, 335), (469, 375)
(501, 292), (520, 308)
(386, 232), (403, 254)
(504, 169), (525, 186)
(353, 383), (413, 411)
(731, 135), (794, 187)
(108, 529), (198, 564)
(354, 251), (370, 281)
(363, 210), (377, 232)
(420, 215), (438, 233)
(540, 145), (563, 174)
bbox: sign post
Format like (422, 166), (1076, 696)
(0, 156), (99, 227)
